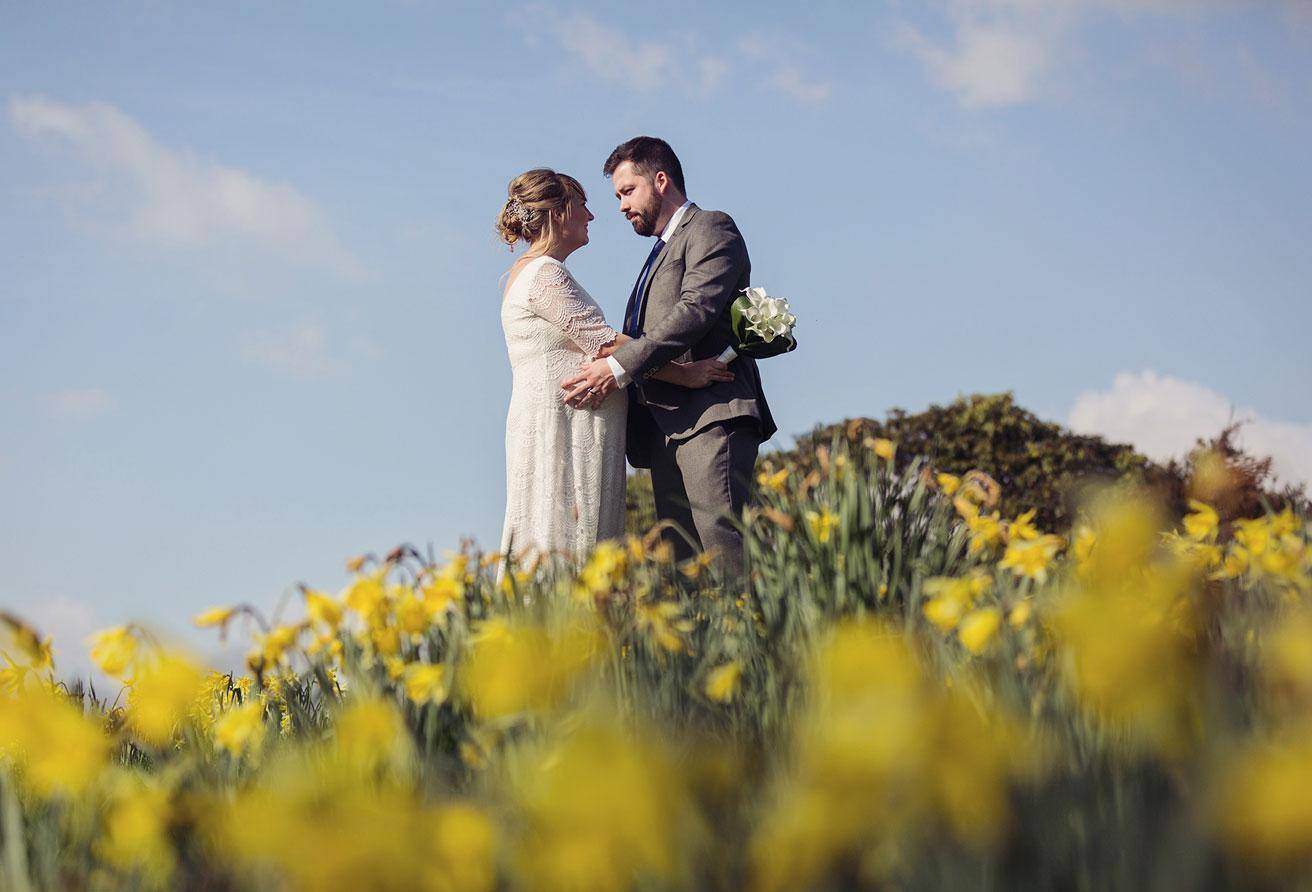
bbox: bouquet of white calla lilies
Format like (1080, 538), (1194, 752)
(717, 286), (799, 363)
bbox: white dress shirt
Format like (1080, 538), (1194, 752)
(605, 200), (692, 387)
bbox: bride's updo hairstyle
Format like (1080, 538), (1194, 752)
(497, 168), (586, 253)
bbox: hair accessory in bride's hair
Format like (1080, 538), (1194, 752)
(508, 198), (533, 225)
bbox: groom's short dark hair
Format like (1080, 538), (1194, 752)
(604, 137), (686, 196)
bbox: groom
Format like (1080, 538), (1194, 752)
(562, 136), (775, 576)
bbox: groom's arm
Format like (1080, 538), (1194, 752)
(609, 212), (746, 382)
(561, 213), (745, 409)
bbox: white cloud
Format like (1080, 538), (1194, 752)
(8, 95), (362, 277)
(46, 387), (115, 418)
(552, 13), (673, 92)
(1068, 370), (1312, 489)
(739, 36), (833, 105)
(240, 321), (344, 381)
(533, 11), (826, 103)
(902, 18), (1054, 108)
(897, 0), (1263, 109)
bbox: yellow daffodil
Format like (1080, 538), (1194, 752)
(461, 619), (598, 719)
(334, 697), (410, 772)
(966, 511), (1006, 556)
(636, 600), (693, 654)
(1217, 733), (1312, 864)
(89, 626), (139, 680)
(705, 660), (744, 703)
(96, 776), (175, 883)
(998, 534), (1063, 584)
(403, 663), (448, 705)
(924, 594), (966, 632)
(193, 606), (236, 629)
(868, 437), (897, 461)
(1, 613), (53, 672)
(958, 607), (1002, 655)
(575, 540), (628, 600)
(343, 570), (386, 619)
(0, 685), (109, 798)
(214, 700), (265, 757)
(127, 651), (206, 747)
(1234, 517), (1271, 556)
(1008, 600), (1032, 628)
(303, 589), (343, 629)
(805, 509), (838, 544)
(1182, 500), (1220, 542)
(1007, 509), (1041, 542)
(758, 467), (789, 493)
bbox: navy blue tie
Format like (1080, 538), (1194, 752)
(622, 238), (665, 337)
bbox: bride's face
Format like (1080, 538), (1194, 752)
(556, 189), (594, 252)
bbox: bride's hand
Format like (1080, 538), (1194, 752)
(676, 359), (734, 389)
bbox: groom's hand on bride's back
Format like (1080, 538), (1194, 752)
(675, 358), (734, 389)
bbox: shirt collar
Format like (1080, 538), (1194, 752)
(659, 200), (692, 243)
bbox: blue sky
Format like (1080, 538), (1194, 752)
(3, 1), (1310, 674)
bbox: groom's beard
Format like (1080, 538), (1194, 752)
(626, 202), (660, 237)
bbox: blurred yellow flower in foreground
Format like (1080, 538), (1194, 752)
(1217, 730), (1312, 865)
(0, 685), (108, 799)
(335, 697), (411, 774)
(213, 752), (493, 892)
(429, 802), (497, 892)
(1261, 609), (1312, 704)
(705, 660), (744, 703)
(214, 699), (266, 757)
(958, 607), (1002, 655)
(512, 720), (693, 892)
(97, 774), (175, 884)
(1050, 571), (1198, 757)
(90, 626), (139, 680)
(128, 651), (206, 747)
(403, 663), (448, 705)
(936, 472), (961, 496)
(752, 620), (1033, 891)
(461, 618), (598, 720)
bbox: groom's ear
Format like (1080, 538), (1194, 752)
(653, 170), (669, 195)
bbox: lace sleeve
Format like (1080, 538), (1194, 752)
(524, 261), (619, 358)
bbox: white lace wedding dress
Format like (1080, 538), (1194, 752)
(499, 255), (627, 562)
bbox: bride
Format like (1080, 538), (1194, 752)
(496, 168), (732, 563)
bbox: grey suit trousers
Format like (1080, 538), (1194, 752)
(649, 418), (760, 578)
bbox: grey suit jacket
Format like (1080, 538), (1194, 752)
(611, 204), (777, 469)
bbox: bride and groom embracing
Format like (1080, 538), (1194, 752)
(497, 137), (776, 578)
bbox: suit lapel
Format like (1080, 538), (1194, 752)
(636, 203), (698, 329)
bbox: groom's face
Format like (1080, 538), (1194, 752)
(611, 161), (663, 238)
